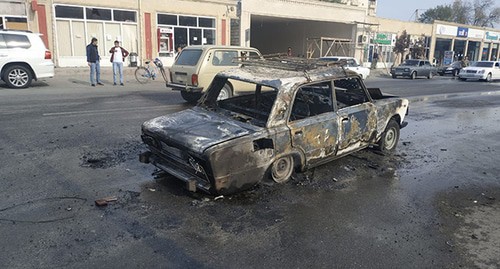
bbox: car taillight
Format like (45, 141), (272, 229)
(44, 50), (52, 60)
(191, 74), (198, 86)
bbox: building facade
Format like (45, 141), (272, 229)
(5, 0), (499, 68)
(0, 0), (29, 30)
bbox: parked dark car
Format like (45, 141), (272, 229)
(437, 61), (462, 76)
(140, 58), (409, 195)
(391, 59), (436, 79)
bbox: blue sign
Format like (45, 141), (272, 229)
(457, 27), (468, 37)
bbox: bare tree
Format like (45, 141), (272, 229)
(419, 0), (500, 27)
(451, 0), (470, 24)
(472, 0), (500, 27)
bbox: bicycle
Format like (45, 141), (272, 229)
(135, 58), (168, 84)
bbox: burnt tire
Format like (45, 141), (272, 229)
(270, 155), (294, 184)
(181, 91), (202, 103)
(217, 84), (233, 100)
(4, 65), (32, 88)
(376, 119), (400, 153)
(410, 72), (416, 80)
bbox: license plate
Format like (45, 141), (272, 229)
(395, 72), (402, 75)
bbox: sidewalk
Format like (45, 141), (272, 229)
(55, 66), (141, 77)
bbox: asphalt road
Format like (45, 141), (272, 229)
(0, 71), (499, 268)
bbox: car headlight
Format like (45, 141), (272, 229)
(447, 67), (453, 70)
(478, 70), (485, 74)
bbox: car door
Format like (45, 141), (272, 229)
(334, 77), (377, 155)
(418, 61), (428, 76)
(494, 62), (500, 79)
(288, 81), (338, 165)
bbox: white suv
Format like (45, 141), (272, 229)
(0, 30), (54, 88)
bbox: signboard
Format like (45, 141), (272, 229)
(374, 33), (392, 45)
(436, 24), (458, 36)
(443, 50), (454, 65)
(485, 31), (499, 41)
(468, 29), (484, 39)
(457, 27), (468, 38)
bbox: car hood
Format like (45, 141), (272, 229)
(142, 107), (258, 153)
(463, 66), (491, 71)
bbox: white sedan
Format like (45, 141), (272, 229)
(320, 56), (371, 79)
(458, 61), (500, 82)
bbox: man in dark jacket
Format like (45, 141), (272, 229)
(86, 37), (103, 86)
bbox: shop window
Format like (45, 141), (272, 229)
(86, 8), (111, 21)
(179, 16), (197, 27)
(5, 17), (27, 23)
(158, 14), (177, 25)
(203, 29), (215, 45)
(113, 10), (136, 22)
(55, 5), (84, 19)
(189, 28), (202, 45)
(199, 17), (215, 28)
(174, 27), (188, 49)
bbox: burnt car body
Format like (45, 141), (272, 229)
(391, 59), (436, 79)
(140, 59), (409, 195)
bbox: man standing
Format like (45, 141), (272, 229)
(109, 40), (129, 86)
(371, 50), (379, 70)
(86, 37), (103, 86)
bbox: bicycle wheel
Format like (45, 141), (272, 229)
(135, 67), (151, 84)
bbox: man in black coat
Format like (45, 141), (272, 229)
(86, 37), (103, 86)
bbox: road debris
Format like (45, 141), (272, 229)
(95, 196), (118, 207)
(214, 195), (224, 201)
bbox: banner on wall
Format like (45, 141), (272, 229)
(436, 24), (458, 36)
(485, 32), (499, 41)
(443, 50), (454, 65)
(468, 29), (484, 39)
(373, 33), (395, 46)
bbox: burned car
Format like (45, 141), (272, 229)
(140, 58), (409, 195)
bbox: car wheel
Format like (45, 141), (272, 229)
(392, 74), (397, 79)
(452, 70), (458, 77)
(376, 119), (400, 153)
(427, 72), (433, 79)
(4, 65), (32, 88)
(410, 72), (416, 80)
(485, 73), (492, 82)
(217, 84), (233, 100)
(438, 72), (444, 76)
(270, 155), (294, 184)
(180, 91), (202, 103)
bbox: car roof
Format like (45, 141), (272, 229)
(183, 45), (260, 51)
(320, 56), (353, 59)
(219, 61), (359, 90)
